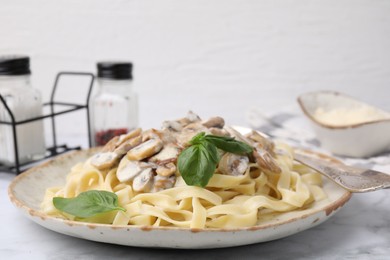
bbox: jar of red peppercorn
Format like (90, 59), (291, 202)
(91, 61), (138, 146)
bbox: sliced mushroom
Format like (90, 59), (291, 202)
(159, 128), (179, 144)
(226, 126), (281, 173)
(90, 152), (119, 170)
(116, 156), (151, 182)
(173, 111), (202, 129)
(101, 128), (142, 152)
(218, 153), (249, 176)
(114, 135), (143, 156)
(183, 122), (205, 132)
(162, 120), (183, 132)
(153, 175), (176, 192)
(127, 138), (164, 161)
(176, 122), (207, 147)
(132, 168), (154, 192)
(186, 111), (201, 122)
(225, 126), (252, 144)
(202, 116), (225, 128)
(209, 127), (230, 137)
(253, 148), (281, 173)
(248, 132), (281, 172)
(156, 162), (177, 177)
(142, 128), (162, 142)
(148, 144), (180, 164)
(101, 136), (120, 152)
(246, 130), (275, 155)
(116, 128), (142, 146)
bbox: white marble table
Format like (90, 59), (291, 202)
(1, 121), (389, 260)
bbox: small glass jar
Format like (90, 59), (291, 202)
(0, 55), (46, 165)
(91, 61), (138, 146)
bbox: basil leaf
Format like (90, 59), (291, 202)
(189, 132), (206, 145)
(178, 143), (219, 187)
(204, 135), (253, 154)
(178, 132), (254, 188)
(53, 190), (126, 218)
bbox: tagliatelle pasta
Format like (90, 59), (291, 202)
(41, 143), (326, 229)
(41, 112), (327, 229)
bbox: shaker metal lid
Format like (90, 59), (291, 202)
(97, 61), (133, 80)
(0, 55), (31, 76)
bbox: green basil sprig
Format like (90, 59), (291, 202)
(178, 132), (253, 187)
(53, 190), (126, 218)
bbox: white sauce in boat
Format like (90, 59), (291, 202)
(314, 106), (390, 126)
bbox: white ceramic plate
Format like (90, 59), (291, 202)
(8, 148), (351, 249)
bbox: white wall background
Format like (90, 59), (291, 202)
(1, 0), (390, 145)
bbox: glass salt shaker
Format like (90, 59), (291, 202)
(0, 55), (46, 165)
(91, 61), (138, 146)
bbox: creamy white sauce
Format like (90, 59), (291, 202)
(313, 106), (390, 126)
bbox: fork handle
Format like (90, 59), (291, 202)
(294, 151), (390, 192)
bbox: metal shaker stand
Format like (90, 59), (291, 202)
(0, 72), (94, 174)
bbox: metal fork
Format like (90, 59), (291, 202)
(294, 150), (390, 193)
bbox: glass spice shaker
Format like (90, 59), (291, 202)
(0, 55), (46, 165)
(91, 61), (138, 146)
